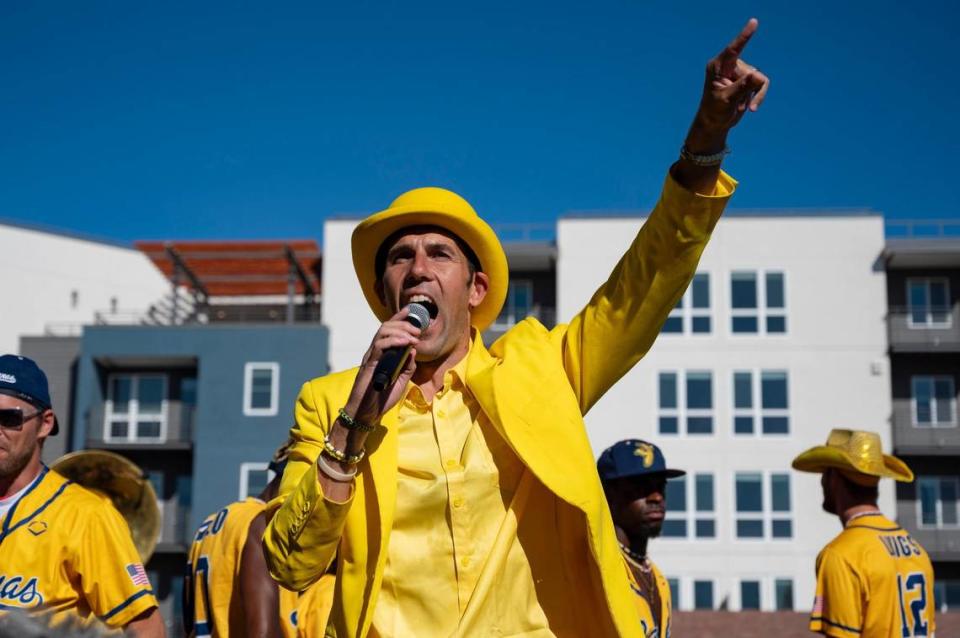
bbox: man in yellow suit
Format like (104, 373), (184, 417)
(265, 19), (770, 638)
(793, 429), (936, 638)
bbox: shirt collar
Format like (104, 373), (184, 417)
(402, 327), (477, 403)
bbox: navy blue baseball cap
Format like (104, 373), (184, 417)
(0, 354), (59, 435)
(597, 439), (684, 481)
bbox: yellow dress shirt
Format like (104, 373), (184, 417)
(371, 352), (551, 637)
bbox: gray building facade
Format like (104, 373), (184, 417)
(24, 323), (328, 636)
(883, 237), (960, 611)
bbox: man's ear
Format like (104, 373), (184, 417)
(37, 410), (55, 440)
(469, 271), (490, 310)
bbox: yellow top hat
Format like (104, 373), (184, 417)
(792, 429), (914, 484)
(351, 187), (509, 332)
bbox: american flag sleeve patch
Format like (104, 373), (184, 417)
(126, 563), (150, 587)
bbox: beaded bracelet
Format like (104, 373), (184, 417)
(337, 408), (376, 433)
(317, 454), (358, 482)
(322, 434), (365, 465)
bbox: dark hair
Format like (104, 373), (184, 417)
(374, 226), (481, 281)
(838, 472), (880, 504)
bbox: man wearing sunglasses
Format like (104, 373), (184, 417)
(0, 354), (165, 637)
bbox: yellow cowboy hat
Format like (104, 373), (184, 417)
(792, 429), (914, 485)
(351, 187), (509, 331)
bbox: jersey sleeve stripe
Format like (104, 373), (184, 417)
(810, 615), (862, 634)
(0, 479), (71, 543)
(100, 588), (156, 622)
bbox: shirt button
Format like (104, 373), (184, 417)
(453, 496), (464, 509)
(436, 409), (447, 418)
(445, 459), (459, 470)
(461, 557), (471, 568)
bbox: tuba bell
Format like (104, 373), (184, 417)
(51, 450), (161, 563)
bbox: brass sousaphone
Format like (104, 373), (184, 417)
(51, 450), (162, 562)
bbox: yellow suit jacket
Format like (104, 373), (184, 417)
(264, 172), (734, 637)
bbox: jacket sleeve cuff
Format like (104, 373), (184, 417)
(264, 460), (353, 591)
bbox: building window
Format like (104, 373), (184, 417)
(934, 580), (960, 612)
(243, 362), (279, 417)
(731, 270), (787, 334)
(912, 376), (957, 427)
(663, 473), (716, 539)
(694, 580), (714, 610)
(663, 273), (711, 335)
(735, 472), (793, 539)
(733, 370), (790, 435)
(239, 463), (275, 500)
(658, 371), (714, 435)
(775, 578), (794, 611)
(907, 278), (951, 328)
(494, 280), (534, 328)
(740, 580), (761, 610)
(668, 578), (680, 609)
(104, 374), (168, 442)
(918, 476), (959, 528)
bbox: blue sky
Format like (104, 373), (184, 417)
(1, 1), (957, 242)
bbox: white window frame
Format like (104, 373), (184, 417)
(663, 272), (712, 335)
(730, 269), (788, 336)
(911, 375), (957, 428)
(917, 475), (960, 529)
(662, 472), (718, 541)
(104, 373), (169, 443)
(733, 471), (794, 541)
(493, 279), (535, 329)
(733, 369), (791, 437)
(243, 362), (280, 417)
(907, 277), (952, 329)
(239, 462), (276, 500)
(657, 370), (714, 437)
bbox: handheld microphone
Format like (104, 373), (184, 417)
(371, 302), (431, 392)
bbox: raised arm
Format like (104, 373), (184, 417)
(560, 19), (769, 413)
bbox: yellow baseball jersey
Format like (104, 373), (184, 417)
(810, 513), (936, 638)
(291, 574), (335, 638)
(186, 497), (298, 638)
(624, 556), (672, 638)
(0, 467), (157, 629)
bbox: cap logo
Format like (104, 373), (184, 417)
(0, 373), (15, 384)
(633, 442), (655, 468)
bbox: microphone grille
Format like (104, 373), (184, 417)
(406, 302), (431, 330)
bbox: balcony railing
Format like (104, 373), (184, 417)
(85, 403), (195, 450)
(887, 306), (960, 352)
(891, 399), (960, 455)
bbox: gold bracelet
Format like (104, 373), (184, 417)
(337, 408), (376, 433)
(322, 435), (365, 465)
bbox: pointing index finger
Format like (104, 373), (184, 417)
(725, 18), (759, 58)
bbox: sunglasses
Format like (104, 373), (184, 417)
(0, 407), (44, 430)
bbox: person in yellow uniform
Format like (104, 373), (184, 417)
(264, 19), (770, 638)
(598, 440), (682, 638)
(793, 429), (936, 638)
(185, 443), (303, 638)
(0, 355), (164, 637)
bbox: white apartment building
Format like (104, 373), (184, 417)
(0, 220), (169, 355)
(321, 209), (890, 614)
(558, 210), (890, 612)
